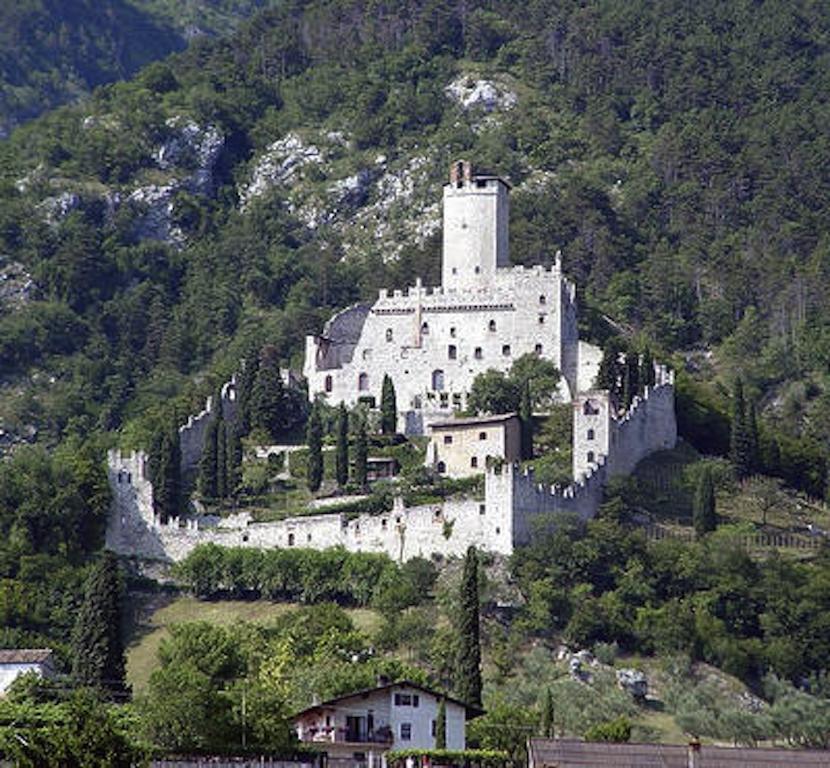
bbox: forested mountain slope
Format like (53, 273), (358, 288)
(0, 0), (276, 137)
(1, 0), (830, 658)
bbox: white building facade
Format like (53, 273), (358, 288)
(0, 649), (54, 695)
(304, 161), (598, 434)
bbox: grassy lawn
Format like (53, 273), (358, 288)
(126, 596), (382, 693)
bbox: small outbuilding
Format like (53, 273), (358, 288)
(0, 649), (55, 695)
(426, 413), (521, 478)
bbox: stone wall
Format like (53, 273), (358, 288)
(179, 377), (238, 473)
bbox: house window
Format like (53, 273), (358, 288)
(448, 345), (457, 360)
(421, 322), (429, 335)
(488, 320), (497, 332)
(539, 295), (547, 305)
(474, 347), (483, 360)
(587, 429), (595, 440)
(395, 694), (413, 706)
(443, 435), (453, 445)
(386, 328), (393, 342)
(502, 344), (511, 357)
(471, 456), (478, 468)
(437, 461), (446, 474)
(358, 372), (369, 391)
(479, 432), (487, 441)
(288, 533), (295, 546)
(400, 723), (412, 741)
(432, 369), (445, 391)
(324, 375), (333, 393)
(535, 343), (543, 355)
(413, 695), (419, 707)
(587, 451), (595, 463)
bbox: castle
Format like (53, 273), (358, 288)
(304, 160), (602, 433)
(106, 160), (677, 564)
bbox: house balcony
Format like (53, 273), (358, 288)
(302, 726), (394, 746)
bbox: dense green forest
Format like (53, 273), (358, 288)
(2, 0), (830, 755)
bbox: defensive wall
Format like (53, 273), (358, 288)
(179, 377), (238, 473)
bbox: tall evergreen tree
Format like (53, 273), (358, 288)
(693, 466), (717, 537)
(435, 698), (447, 749)
(540, 687), (555, 737)
(335, 403), (349, 488)
(748, 400), (760, 476)
(198, 417), (219, 498)
(455, 545), (482, 707)
(306, 402), (323, 492)
(640, 347), (656, 388)
(71, 551), (129, 700)
(730, 377), (753, 480)
(250, 348), (285, 440)
(236, 343), (261, 436)
(226, 424), (242, 498)
(595, 338), (625, 402)
(621, 353), (640, 410)
(519, 379), (533, 460)
(354, 419), (368, 490)
(216, 417), (228, 499)
(381, 374), (397, 435)
(154, 427), (181, 520)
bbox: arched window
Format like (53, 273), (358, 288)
(448, 345), (457, 360)
(587, 428), (595, 440)
(358, 372), (369, 391)
(471, 456), (479, 468)
(539, 295), (547, 305)
(421, 322), (429, 335)
(474, 347), (483, 360)
(474, 265), (481, 274)
(583, 400), (600, 415)
(385, 328), (393, 342)
(488, 319), (497, 332)
(535, 343), (543, 355)
(432, 369), (445, 391)
(587, 451), (595, 463)
(288, 533), (295, 547)
(502, 344), (511, 357)
(324, 375), (333, 393)
(437, 461), (446, 474)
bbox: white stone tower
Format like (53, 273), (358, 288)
(442, 160), (510, 289)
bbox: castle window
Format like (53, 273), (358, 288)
(502, 344), (511, 357)
(448, 345), (457, 360)
(476, 179), (487, 188)
(587, 451), (595, 463)
(539, 295), (547, 305)
(452, 267), (458, 275)
(583, 400), (600, 415)
(386, 328), (393, 342)
(421, 322), (429, 335)
(474, 347), (483, 360)
(358, 372), (369, 391)
(443, 435), (453, 445)
(288, 533), (295, 547)
(475, 266), (481, 274)
(535, 343), (543, 355)
(450, 327), (457, 338)
(587, 429), (595, 440)
(496, 526), (501, 534)
(538, 315), (545, 324)
(479, 503), (486, 515)
(471, 456), (478, 468)
(432, 369), (445, 391)
(381, 519), (387, 530)
(324, 375), (333, 393)
(307, 533), (312, 542)
(440, 392), (449, 407)
(488, 320), (497, 332)
(437, 461), (446, 474)
(479, 432), (487, 441)
(452, 393), (462, 408)
(362, 349), (371, 360)
(412, 395), (422, 409)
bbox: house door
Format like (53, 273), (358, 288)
(367, 712), (374, 739)
(346, 715), (366, 742)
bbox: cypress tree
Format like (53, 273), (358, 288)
(381, 374), (397, 435)
(730, 377), (752, 480)
(354, 419), (368, 490)
(154, 427), (181, 521)
(236, 343), (261, 436)
(435, 698), (447, 749)
(71, 551), (129, 700)
(216, 417), (228, 499)
(198, 418), (219, 498)
(455, 545), (482, 707)
(747, 400), (760, 476)
(640, 347), (656, 389)
(621, 353), (640, 410)
(693, 466), (717, 537)
(540, 687), (555, 737)
(335, 403), (349, 488)
(307, 403), (323, 492)
(250, 348), (285, 440)
(595, 338), (625, 402)
(226, 424), (243, 498)
(519, 379), (533, 460)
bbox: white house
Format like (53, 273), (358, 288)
(292, 680), (482, 768)
(0, 649), (55, 695)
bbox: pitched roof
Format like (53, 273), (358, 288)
(429, 413), (519, 430)
(0, 649), (53, 664)
(293, 679), (484, 720)
(529, 738), (830, 767)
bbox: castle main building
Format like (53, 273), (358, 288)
(304, 161), (602, 432)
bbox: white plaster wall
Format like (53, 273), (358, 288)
(576, 340), (602, 393)
(0, 663), (48, 695)
(572, 391), (611, 480)
(426, 418), (520, 478)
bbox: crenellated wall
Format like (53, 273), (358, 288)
(178, 376), (238, 473)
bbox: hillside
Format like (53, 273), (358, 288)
(0, 0), (277, 137)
